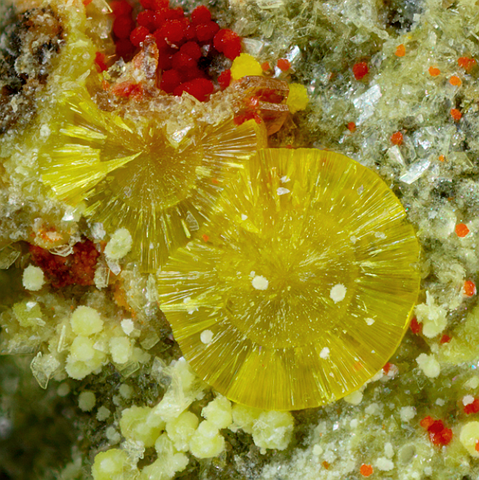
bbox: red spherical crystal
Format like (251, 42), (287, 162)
(140, 0), (155, 8)
(172, 51), (197, 70)
(196, 21), (220, 42)
(174, 78), (214, 102)
(137, 10), (156, 31)
(160, 69), (182, 93)
(180, 41), (202, 61)
(110, 0), (133, 17)
(151, 0), (169, 9)
(353, 61), (369, 80)
(158, 19), (186, 45)
(115, 38), (135, 58)
(184, 21), (196, 40)
(113, 16), (134, 39)
(191, 5), (212, 25)
(277, 58), (291, 71)
(180, 66), (205, 82)
(130, 26), (150, 47)
(218, 69), (231, 90)
(157, 46), (176, 70)
(214, 29), (242, 60)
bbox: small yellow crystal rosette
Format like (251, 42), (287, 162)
(39, 90), (267, 272)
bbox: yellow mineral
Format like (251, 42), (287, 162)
(158, 148), (421, 410)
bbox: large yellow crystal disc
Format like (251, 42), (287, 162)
(157, 148), (421, 410)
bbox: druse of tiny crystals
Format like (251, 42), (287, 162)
(2, 0), (479, 479)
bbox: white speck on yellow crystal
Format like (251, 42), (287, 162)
(320, 347), (330, 359)
(416, 353), (441, 378)
(365, 317), (375, 325)
(104, 227), (132, 261)
(22, 265), (45, 291)
(252, 275), (269, 290)
(200, 330), (214, 344)
(70, 306), (103, 336)
(78, 391), (96, 412)
(277, 187), (290, 195)
(460, 421), (479, 457)
(330, 284), (346, 303)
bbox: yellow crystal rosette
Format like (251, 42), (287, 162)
(158, 148), (421, 410)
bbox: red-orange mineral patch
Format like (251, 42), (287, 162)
(29, 239), (100, 288)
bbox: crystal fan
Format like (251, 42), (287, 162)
(40, 91), (266, 272)
(157, 148), (421, 410)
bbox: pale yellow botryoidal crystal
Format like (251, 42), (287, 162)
(65, 305), (149, 380)
(416, 353), (441, 378)
(13, 301), (44, 328)
(90, 355), (295, 479)
(91, 449), (131, 480)
(119, 405), (165, 448)
(70, 306), (104, 336)
(109, 336), (132, 364)
(78, 390), (96, 412)
(201, 395), (233, 429)
(414, 292), (447, 338)
(104, 227), (133, 261)
(22, 265), (45, 291)
(139, 434), (189, 480)
(251, 411), (294, 452)
(189, 420), (226, 458)
(165, 411), (199, 452)
(460, 421), (479, 457)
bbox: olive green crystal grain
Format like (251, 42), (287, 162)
(159, 148), (421, 410)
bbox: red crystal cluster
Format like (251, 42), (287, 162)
(110, 0), (243, 101)
(420, 416), (453, 447)
(464, 398), (479, 415)
(29, 240), (100, 288)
